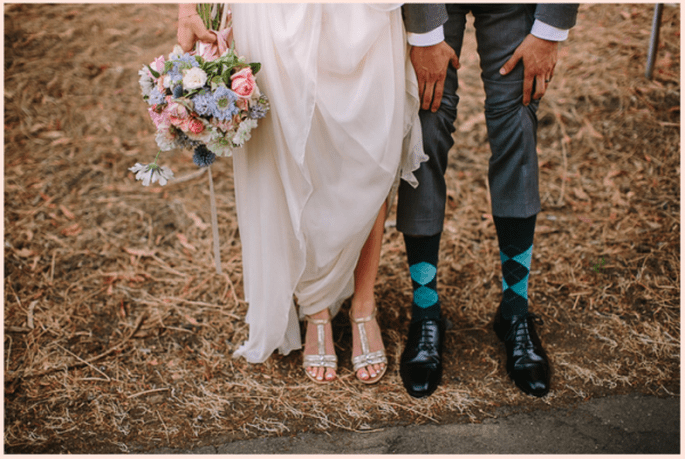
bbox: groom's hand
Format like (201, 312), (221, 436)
(500, 34), (558, 106)
(410, 41), (460, 112)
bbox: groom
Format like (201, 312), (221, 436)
(399, 4), (579, 398)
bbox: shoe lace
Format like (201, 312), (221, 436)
(505, 313), (543, 351)
(417, 323), (438, 351)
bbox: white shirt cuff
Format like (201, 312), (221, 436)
(530, 20), (569, 42)
(407, 26), (445, 47)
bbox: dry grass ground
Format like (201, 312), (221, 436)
(4, 3), (680, 454)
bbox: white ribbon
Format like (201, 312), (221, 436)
(208, 165), (222, 274)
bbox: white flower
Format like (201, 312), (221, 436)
(155, 130), (177, 151)
(129, 163), (155, 186)
(169, 44), (184, 60)
(163, 74), (173, 89)
(129, 162), (147, 175)
(249, 85), (261, 102)
(138, 68), (154, 98)
(155, 166), (174, 186)
(129, 163), (174, 186)
(182, 67), (208, 90)
(207, 137), (234, 157)
(232, 119), (258, 146)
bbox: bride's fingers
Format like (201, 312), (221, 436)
(195, 23), (217, 44)
(177, 28), (195, 52)
(178, 15), (217, 52)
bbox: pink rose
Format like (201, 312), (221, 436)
(167, 101), (188, 118)
(231, 67), (256, 99)
(187, 117), (205, 134)
(236, 98), (249, 112)
(166, 101), (189, 127)
(150, 55), (165, 76)
(148, 106), (170, 130)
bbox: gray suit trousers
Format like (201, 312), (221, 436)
(397, 4), (542, 237)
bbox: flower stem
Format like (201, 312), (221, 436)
(151, 150), (162, 168)
(196, 3), (222, 31)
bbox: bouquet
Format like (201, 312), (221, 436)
(130, 5), (269, 186)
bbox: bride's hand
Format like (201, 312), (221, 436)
(177, 5), (217, 53)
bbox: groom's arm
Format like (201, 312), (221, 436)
(499, 4), (579, 105)
(402, 3), (448, 34)
(403, 4), (458, 112)
(534, 4), (579, 33)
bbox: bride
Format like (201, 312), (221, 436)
(177, 3), (423, 384)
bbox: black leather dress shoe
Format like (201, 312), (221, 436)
(493, 306), (551, 397)
(400, 318), (445, 398)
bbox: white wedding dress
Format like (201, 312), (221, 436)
(230, 3), (425, 363)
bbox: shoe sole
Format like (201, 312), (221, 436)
(304, 370), (336, 385)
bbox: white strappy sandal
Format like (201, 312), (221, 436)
(350, 308), (388, 385)
(303, 315), (337, 384)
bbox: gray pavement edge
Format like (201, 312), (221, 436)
(147, 393), (680, 454)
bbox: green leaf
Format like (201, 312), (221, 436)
(174, 98), (194, 111)
(210, 76), (224, 90)
(182, 88), (201, 99)
(221, 68), (233, 86)
(146, 64), (160, 79)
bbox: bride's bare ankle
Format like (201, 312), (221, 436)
(350, 298), (376, 319)
(309, 308), (331, 321)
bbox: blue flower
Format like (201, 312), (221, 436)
(192, 91), (215, 117)
(167, 69), (183, 85)
(249, 104), (268, 120)
(166, 55), (198, 84)
(177, 53), (200, 68)
(166, 54), (200, 83)
(172, 84), (184, 99)
(148, 88), (165, 105)
(249, 95), (270, 119)
(193, 144), (216, 167)
(169, 54), (198, 73)
(211, 86), (239, 121)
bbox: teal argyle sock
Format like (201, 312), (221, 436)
(403, 233), (441, 322)
(493, 215), (537, 319)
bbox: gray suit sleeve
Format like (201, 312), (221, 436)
(402, 3), (448, 34)
(535, 4), (579, 30)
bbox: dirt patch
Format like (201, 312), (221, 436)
(4, 4), (680, 454)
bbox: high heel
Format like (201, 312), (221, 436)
(303, 315), (337, 384)
(350, 308), (387, 384)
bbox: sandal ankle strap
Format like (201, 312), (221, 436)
(305, 315), (331, 326)
(349, 307), (377, 324)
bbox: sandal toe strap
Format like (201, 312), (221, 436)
(352, 350), (387, 371)
(303, 315), (337, 370)
(303, 354), (337, 369)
